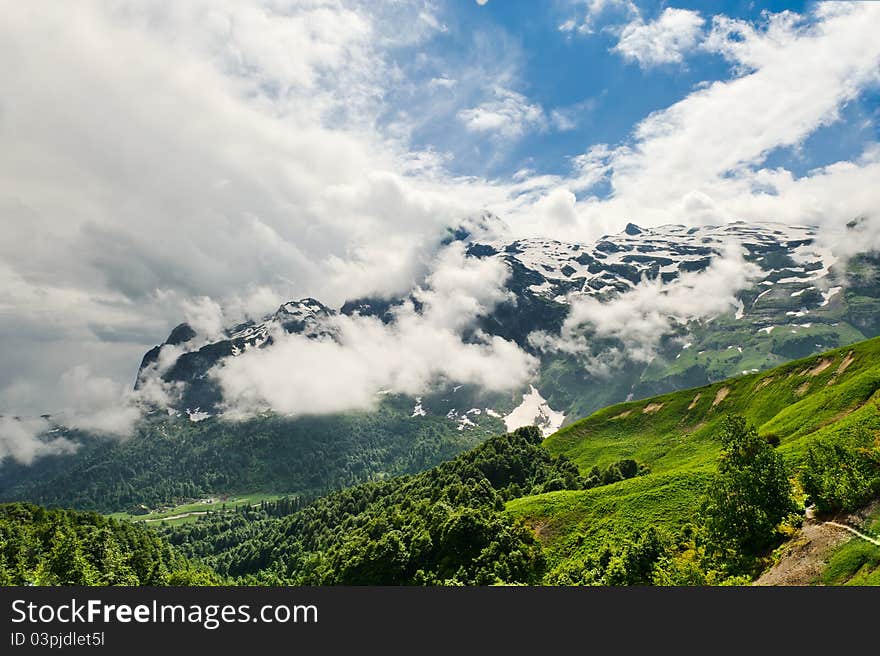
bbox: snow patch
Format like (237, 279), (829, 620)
(503, 385), (565, 437)
(187, 408), (211, 422)
(446, 408), (477, 431)
(820, 286), (842, 307)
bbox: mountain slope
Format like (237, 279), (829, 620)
(507, 335), (880, 576)
(138, 220), (880, 426)
(146, 336), (880, 585)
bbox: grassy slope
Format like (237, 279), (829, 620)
(508, 336), (880, 571)
(821, 504), (880, 585)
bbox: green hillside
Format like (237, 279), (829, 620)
(0, 503), (221, 585)
(1, 394), (506, 513)
(544, 336), (880, 471)
(821, 504), (880, 585)
(508, 336), (880, 578)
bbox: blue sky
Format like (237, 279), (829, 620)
(378, 0), (875, 184)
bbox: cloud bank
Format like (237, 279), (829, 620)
(0, 417), (79, 466)
(212, 244), (537, 417)
(520, 2), (880, 244)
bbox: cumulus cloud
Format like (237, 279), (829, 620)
(519, 2), (880, 242)
(457, 88), (547, 139)
(0, 1), (506, 415)
(530, 244), (762, 374)
(613, 8), (705, 68)
(560, 0), (640, 35)
(2, 0), (880, 423)
(212, 243), (537, 418)
(181, 297), (227, 340)
(0, 417), (79, 466)
(608, 3), (880, 221)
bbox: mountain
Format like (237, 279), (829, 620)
(152, 335), (880, 585)
(136, 298), (337, 414)
(139, 218), (879, 425)
(4, 219), (878, 515)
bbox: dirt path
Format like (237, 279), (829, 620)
(823, 521), (880, 546)
(755, 500), (880, 586)
(753, 521), (849, 586)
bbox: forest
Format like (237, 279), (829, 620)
(1, 396), (503, 513)
(0, 503), (221, 585)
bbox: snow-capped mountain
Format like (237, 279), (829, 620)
(137, 219), (879, 431)
(484, 221), (828, 303)
(8, 219), (878, 516)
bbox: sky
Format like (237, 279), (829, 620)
(1, 0), (880, 442)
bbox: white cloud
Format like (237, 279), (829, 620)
(457, 88), (547, 139)
(530, 244), (761, 373)
(181, 296), (227, 340)
(429, 76), (457, 90)
(0, 417), (79, 466)
(613, 8), (705, 68)
(53, 365), (180, 437)
(561, 0), (640, 35)
(2, 0), (880, 425)
(0, 1), (507, 415)
(609, 3), (880, 217)
(515, 2), (880, 243)
(212, 243), (537, 418)
(549, 98), (597, 132)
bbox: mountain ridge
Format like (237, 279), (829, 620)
(137, 219), (877, 428)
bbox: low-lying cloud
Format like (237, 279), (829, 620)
(54, 365), (180, 437)
(212, 244), (537, 418)
(530, 243), (761, 374)
(0, 416), (78, 466)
